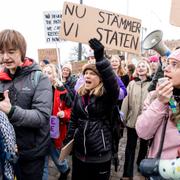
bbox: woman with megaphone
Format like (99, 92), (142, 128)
(136, 48), (180, 179)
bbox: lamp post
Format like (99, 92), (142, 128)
(78, 0), (83, 61)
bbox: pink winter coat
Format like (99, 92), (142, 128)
(136, 91), (180, 159)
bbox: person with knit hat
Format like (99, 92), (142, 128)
(64, 38), (119, 180)
(148, 55), (160, 78)
(136, 49), (180, 179)
(61, 62), (77, 101)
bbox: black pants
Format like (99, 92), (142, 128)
(15, 156), (45, 180)
(72, 155), (111, 180)
(123, 127), (148, 177)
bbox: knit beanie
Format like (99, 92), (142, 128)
(82, 63), (100, 77)
(62, 63), (72, 73)
(149, 55), (159, 63)
(168, 49), (180, 62)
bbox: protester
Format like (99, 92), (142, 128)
(127, 64), (135, 81)
(136, 49), (180, 161)
(62, 62), (77, 101)
(148, 55), (159, 78)
(0, 29), (52, 179)
(64, 38), (119, 180)
(74, 50), (96, 92)
(121, 60), (152, 179)
(42, 64), (72, 180)
(110, 54), (129, 87)
(39, 59), (50, 69)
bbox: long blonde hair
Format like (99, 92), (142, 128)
(78, 81), (104, 97)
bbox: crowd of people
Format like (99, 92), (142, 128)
(0, 28), (180, 180)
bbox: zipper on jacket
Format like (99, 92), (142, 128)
(101, 129), (106, 150)
(83, 121), (88, 155)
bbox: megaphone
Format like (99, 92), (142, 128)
(142, 30), (171, 57)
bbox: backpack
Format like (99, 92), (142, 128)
(0, 112), (18, 180)
(111, 105), (125, 172)
(31, 70), (42, 88)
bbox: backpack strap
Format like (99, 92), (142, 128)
(31, 71), (42, 88)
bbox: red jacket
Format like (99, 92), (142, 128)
(52, 87), (71, 149)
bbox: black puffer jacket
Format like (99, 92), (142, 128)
(0, 58), (52, 160)
(64, 58), (119, 163)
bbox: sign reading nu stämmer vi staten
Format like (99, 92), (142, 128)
(60, 2), (142, 55)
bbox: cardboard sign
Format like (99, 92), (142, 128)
(38, 48), (59, 64)
(170, 0), (180, 27)
(60, 2), (141, 55)
(43, 11), (62, 43)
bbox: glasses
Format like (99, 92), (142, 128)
(162, 60), (180, 70)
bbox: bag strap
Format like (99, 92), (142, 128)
(155, 114), (169, 158)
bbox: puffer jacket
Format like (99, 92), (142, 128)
(0, 58), (52, 160)
(64, 58), (119, 163)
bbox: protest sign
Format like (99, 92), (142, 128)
(43, 11), (62, 43)
(60, 2), (141, 55)
(38, 48), (59, 64)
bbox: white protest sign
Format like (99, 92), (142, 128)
(60, 2), (141, 55)
(43, 11), (62, 43)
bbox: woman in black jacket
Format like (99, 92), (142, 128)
(64, 38), (119, 180)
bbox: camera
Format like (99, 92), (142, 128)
(139, 158), (180, 179)
(139, 158), (160, 177)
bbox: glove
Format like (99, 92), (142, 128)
(88, 38), (104, 61)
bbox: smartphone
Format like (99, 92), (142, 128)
(158, 77), (169, 85)
(0, 92), (5, 101)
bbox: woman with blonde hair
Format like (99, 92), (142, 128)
(64, 38), (119, 180)
(42, 63), (72, 180)
(110, 54), (129, 87)
(121, 59), (152, 179)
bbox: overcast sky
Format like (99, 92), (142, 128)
(0, 0), (180, 63)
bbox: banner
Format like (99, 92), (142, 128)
(60, 2), (142, 55)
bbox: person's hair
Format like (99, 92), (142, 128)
(42, 63), (58, 85)
(133, 59), (152, 77)
(0, 29), (27, 61)
(110, 54), (127, 76)
(78, 81), (104, 97)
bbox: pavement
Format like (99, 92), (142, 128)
(48, 128), (145, 180)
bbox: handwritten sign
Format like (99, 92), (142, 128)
(60, 2), (141, 55)
(43, 11), (62, 43)
(38, 48), (59, 64)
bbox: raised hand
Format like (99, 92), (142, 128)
(88, 38), (104, 61)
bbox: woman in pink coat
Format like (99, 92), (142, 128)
(136, 49), (180, 160)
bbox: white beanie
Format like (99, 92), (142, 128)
(62, 63), (72, 73)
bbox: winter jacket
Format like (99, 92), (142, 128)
(121, 77), (151, 128)
(64, 58), (119, 163)
(52, 86), (72, 149)
(136, 91), (180, 159)
(0, 58), (52, 160)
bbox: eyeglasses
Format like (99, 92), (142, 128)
(162, 60), (180, 70)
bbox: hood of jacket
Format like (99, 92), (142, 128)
(0, 57), (41, 81)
